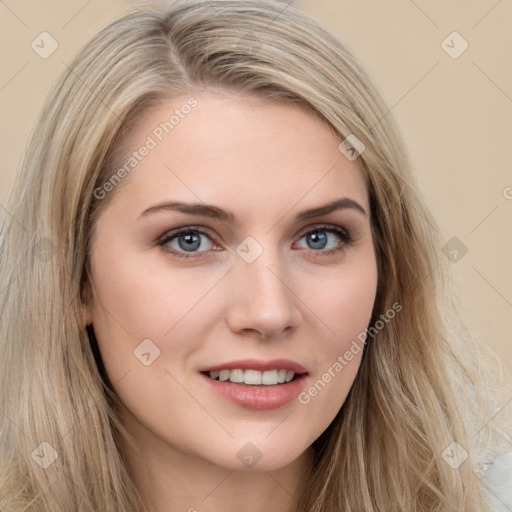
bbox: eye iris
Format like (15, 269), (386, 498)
(178, 233), (201, 251)
(308, 231), (327, 250)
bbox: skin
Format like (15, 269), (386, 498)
(84, 89), (378, 512)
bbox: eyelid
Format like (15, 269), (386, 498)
(295, 222), (350, 239)
(158, 225), (214, 242)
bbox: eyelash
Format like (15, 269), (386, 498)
(157, 224), (354, 260)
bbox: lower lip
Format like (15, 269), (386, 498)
(200, 373), (308, 410)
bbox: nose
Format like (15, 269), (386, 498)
(225, 246), (301, 340)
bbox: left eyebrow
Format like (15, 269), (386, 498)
(295, 197), (368, 221)
(138, 197), (368, 225)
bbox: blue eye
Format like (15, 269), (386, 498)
(296, 226), (352, 252)
(159, 227), (214, 258)
(158, 224), (353, 259)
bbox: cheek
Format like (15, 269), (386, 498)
(88, 235), (224, 353)
(298, 254), (377, 409)
(87, 241), (219, 390)
(87, 250), (211, 432)
(307, 250), (378, 344)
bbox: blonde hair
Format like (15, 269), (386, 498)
(0, 1), (509, 510)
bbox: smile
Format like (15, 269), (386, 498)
(199, 359), (309, 410)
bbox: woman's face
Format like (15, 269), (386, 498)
(85, 90), (378, 472)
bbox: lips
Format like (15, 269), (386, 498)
(199, 358), (309, 410)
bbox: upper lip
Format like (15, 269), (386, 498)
(200, 358), (308, 374)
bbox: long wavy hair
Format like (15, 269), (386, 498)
(0, 1), (509, 510)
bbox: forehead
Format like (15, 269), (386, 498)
(104, 90), (369, 220)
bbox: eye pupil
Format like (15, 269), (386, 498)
(308, 231), (327, 249)
(179, 233), (201, 251)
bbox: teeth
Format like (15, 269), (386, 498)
(261, 369), (278, 385)
(230, 369), (244, 383)
(208, 369), (297, 385)
(244, 370), (262, 385)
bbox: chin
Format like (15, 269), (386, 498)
(202, 432), (314, 473)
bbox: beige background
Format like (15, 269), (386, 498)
(1, 1), (511, 378)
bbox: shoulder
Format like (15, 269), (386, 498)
(479, 451), (512, 512)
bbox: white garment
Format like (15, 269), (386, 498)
(480, 451), (512, 511)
